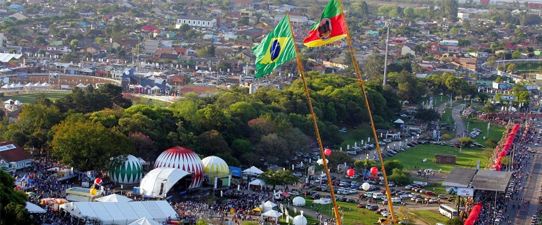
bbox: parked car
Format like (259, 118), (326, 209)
(357, 203), (365, 208)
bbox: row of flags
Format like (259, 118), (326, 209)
(252, 0), (348, 78)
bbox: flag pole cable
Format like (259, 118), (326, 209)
(336, 0), (397, 223)
(286, 12), (343, 225)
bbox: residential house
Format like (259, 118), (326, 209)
(401, 46), (415, 56)
(175, 16), (217, 29)
(273, 14), (308, 27)
(0, 142), (32, 171)
(236, 28), (264, 39)
(144, 40), (160, 55)
(391, 36), (408, 45)
(230, 0), (261, 9)
(9, 4), (24, 12)
(439, 40), (459, 46)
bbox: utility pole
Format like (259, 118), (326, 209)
(382, 24), (390, 87)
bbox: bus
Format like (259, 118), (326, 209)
(439, 204), (458, 219)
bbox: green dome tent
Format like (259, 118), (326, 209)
(109, 155), (143, 184)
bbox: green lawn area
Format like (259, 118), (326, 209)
(339, 124), (374, 149)
(1, 91), (70, 103)
(464, 118), (506, 143)
(412, 210), (448, 224)
(300, 198), (382, 225)
(387, 145), (492, 173)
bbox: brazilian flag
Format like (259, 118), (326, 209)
(252, 15), (296, 78)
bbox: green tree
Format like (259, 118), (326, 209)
(443, 0), (458, 22)
(195, 130), (231, 156)
(445, 218), (463, 225)
(483, 101), (497, 113)
(511, 50), (522, 59)
(259, 169), (298, 190)
(458, 137), (474, 148)
(383, 160), (404, 176)
(326, 151), (354, 170)
(507, 63), (517, 73)
(364, 53), (385, 81)
(51, 115), (135, 171)
(414, 108), (440, 122)
(0, 169), (36, 225)
(387, 168), (410, 185)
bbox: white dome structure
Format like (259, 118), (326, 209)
(154, 146), (204, 188)
(109, 155), (143, 184)
(140, 168), (191, 198)
(292, 196), (306, 206)
(293, 215), (307, 225)
(202, 156), (230, 186)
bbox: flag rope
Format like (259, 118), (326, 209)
(286, 12), (343, 225)
(336, 0), (397, 222)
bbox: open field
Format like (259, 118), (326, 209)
(302, 197), (382, 225)
(1, 91), (70, 103)
(387, 145), (492, 173)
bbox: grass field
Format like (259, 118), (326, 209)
(464, 118), (506, 143)
(1, 91), (70, 103)
(413, 210), (448, 224)
(387, 145), (492, 173)
(301, 198), (382, 225)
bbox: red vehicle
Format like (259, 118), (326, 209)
(357, 203), (365, 208)
(426, 191), (435, 196)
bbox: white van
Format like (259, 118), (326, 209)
(373, 193), (384, 200)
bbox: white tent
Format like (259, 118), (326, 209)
(41, 82), (51, 87)
(261, 210), (282, 224)
(314, 198), (332, 205)
(261, 200), (277, 212)
(34, 82), (41, 87)
(24, 83), (34, 87)
(59, 201), (176, 225)
(25, 202), (46, 213)
(96, 194), (133, 202)
(394, 119), (404, 124)
(76, 83), (87, 88)
(139, 168), (191, 198)
(292, 196), (306, 206)
(15, 82), (23, 88)
(151, 86), (161, 90)
(0, 84), (8, 89)
(128, 217), (160, 225)
(14, 100), (22, 106)
(249, 179), (265, 187)
(243, 166), (263, 176)
(3, 99), (12, 103)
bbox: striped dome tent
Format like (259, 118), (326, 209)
(154, 146), (204, 188)
(202, 156), (230, 186)
(109, 155), (143, 184)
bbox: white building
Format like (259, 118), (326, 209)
(175, 16), (217, 29)
(274, 14), (308, 26)
(458, 12), (470, 20)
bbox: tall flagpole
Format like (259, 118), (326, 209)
(337, 0), (397, 223)
(286, 12), (342, 225)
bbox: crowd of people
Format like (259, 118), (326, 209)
(464, 122), (538, 225)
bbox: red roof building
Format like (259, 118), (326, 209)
(141, 25), (159, 33)
(0, 142), (32, 171)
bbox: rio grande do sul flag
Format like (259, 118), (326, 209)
(303, 0), (347, 47)
(252, 15), (296, 78)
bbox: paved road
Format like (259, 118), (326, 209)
(510, 132), (542, 224)
(450, 104), (466, 142)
